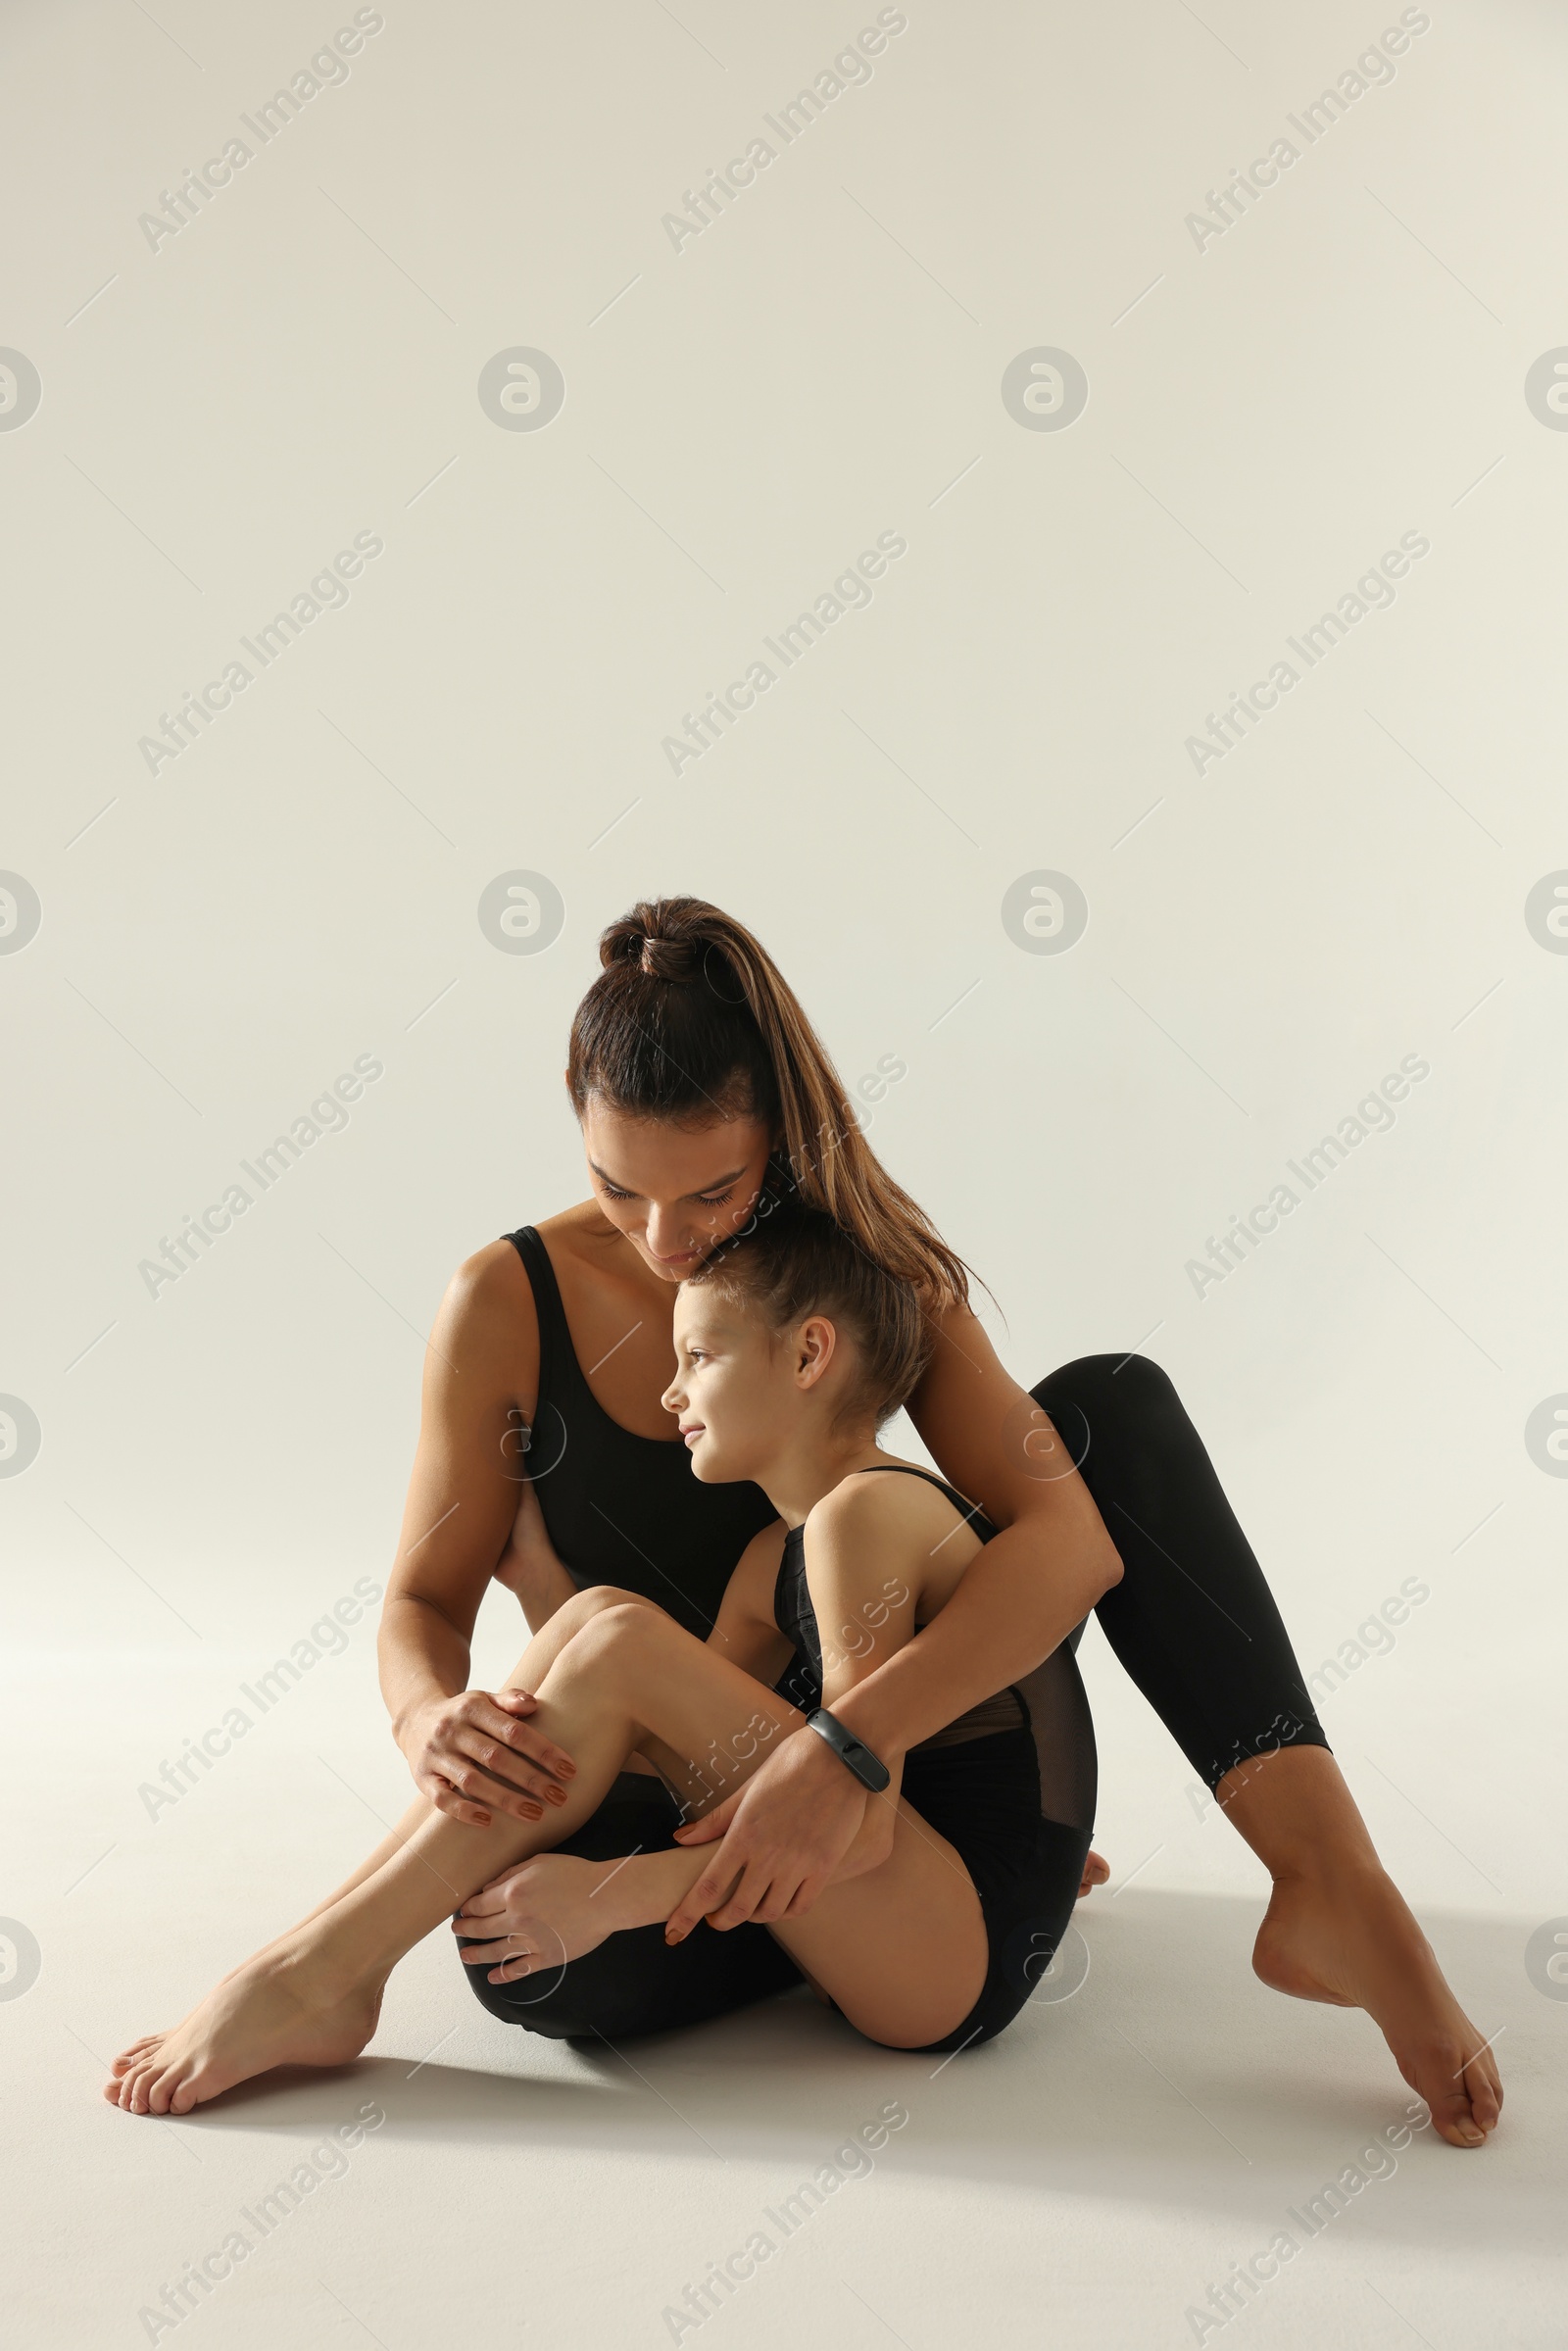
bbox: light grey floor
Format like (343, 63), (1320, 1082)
(10, 1661), (1564, 2351)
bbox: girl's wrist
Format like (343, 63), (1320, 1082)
(594, 1846), (710, 1935)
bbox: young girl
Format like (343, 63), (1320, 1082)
(451, 1203), (1100, 2056)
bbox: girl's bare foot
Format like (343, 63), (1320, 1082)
(104, 1939), (383, 2116)
(1078, 1849), (1109, 1898)
(1251, 1863), (1502, 2149)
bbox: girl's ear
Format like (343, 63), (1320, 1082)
(795, 1314), (839, 1391)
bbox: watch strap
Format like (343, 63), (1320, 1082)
(805, 1708), (891, 1793)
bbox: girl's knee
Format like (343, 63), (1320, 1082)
(505, 1585), (659, 1685)
(551, 1585), (653, 1638)
(558, 1595), (673, 1677)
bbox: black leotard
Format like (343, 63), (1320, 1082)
(773, 1464), (1098, 2053)
(510, 1226), (776, 1638)
(460, 1233), (1330, 2049)
(773, 1463), (1096, 1782)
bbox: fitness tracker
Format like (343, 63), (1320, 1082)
(805, 1708), (891, 1793)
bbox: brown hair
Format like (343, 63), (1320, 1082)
(566, 897), (970, 1310)
(686, 1204), (933, 1429)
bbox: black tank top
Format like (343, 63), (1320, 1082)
(771, 1463), (1031, 1751)
(507, 1227), (778, 1639)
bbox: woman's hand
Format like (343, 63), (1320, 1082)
(453, 1854), (613, 1984)
(662, 1725), (896, 1939)
(396, 1688), (576, 1828)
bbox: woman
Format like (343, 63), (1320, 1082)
(455, 1201), (1099, 2054)
(107, 899), (1501, 2148)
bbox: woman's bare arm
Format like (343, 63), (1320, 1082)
(663, 1306), (1120, 1935)
(492, 1471), (584, 1633)
(825, 1304), (1121, 1760)
(377, 1240), (578, 1825)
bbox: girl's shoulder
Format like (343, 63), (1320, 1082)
(806, 1460), (976, 1543)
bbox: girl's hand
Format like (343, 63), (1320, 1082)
(453, 1854), (614, 1984)
(396, 1688), (576, 1828)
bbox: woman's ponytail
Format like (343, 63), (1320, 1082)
(567, 897), (970, 1310)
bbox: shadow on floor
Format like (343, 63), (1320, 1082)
(172, 1888), (1563, 2251)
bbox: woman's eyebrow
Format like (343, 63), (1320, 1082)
(588, 1158), (749, 1199)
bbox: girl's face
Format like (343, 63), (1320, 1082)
(662, 1285), (835, 1486)
(579, 1099), (775, 1281)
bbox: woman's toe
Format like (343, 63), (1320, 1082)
(1460, 2056), (1501, 2138)
(147, 2066), (180, 2116)
(1418, 2042), (1494, 2146)
(1435, 2099), (1486, 2147)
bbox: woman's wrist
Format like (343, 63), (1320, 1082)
(388, 1682), (458, 1752)
(814, 1677), (906, 1771)
(805, 1707), (893, 1791)
(379, 1594), (475, 1743)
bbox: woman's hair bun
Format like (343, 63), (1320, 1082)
(598, 907), (704, 983)
(638, 934), (701, 982)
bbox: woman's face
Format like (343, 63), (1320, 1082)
(579, 1099), (775, 1281)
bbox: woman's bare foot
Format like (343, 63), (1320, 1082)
(1078, 1849), (1109, 1898)
(1251, 1863), (1502, 2149)
(104, 1939), (382, 2116)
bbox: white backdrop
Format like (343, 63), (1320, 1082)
(5, 0), (1567, 1974)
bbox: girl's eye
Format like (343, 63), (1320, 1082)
(699, 1188), (735, 1207)
(601, 1181), (633, 1200)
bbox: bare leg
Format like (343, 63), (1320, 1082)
(275, 1592), (661, 1930)
(104, 1591), (668, 2087)
(107, 1594), (986, 2113)
(1217, 1746), (1502, 2149)
(456, 1795), (982, 2051)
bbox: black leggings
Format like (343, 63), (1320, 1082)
(458, 1355), (1329, 2043)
